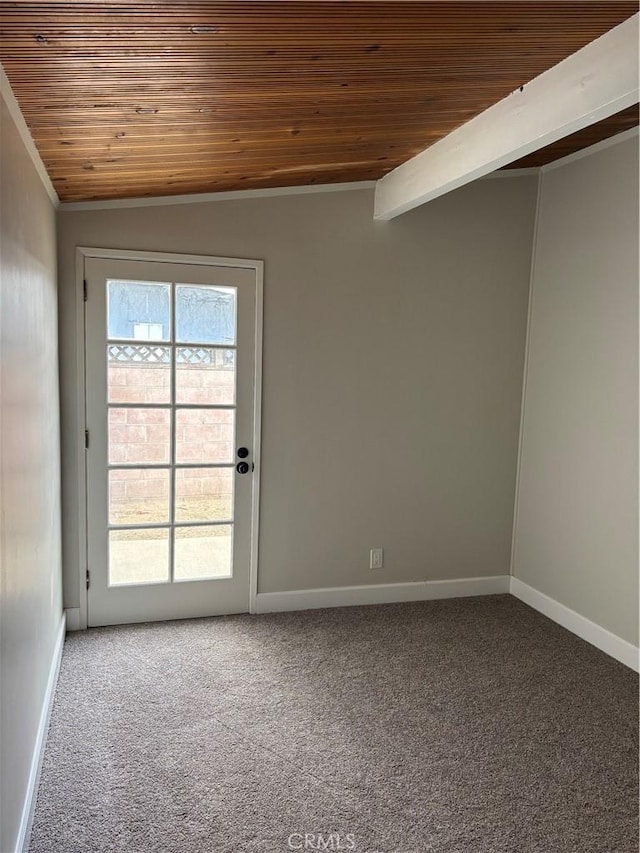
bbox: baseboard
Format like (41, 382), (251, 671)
(255, 575), (510, 614)
(510, 577), (639, 672)
(64, 607), (81, 631)
(14, 612), (66, 853)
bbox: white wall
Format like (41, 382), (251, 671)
(513, 132), (639, 647)
(0, 88), (63, 850)
(58, 176), (538, 607)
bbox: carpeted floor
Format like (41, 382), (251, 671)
(30, 595), (638, 853)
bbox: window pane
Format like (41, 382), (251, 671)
(108, 345), (171, 404)
(108, 408), (171, 465)
(109, 528), (169, 586)
(175, 467), (233, 523)
(107, 280), (170, 341)
(174, 525), (232, 581)
(109, 468), (170, 526)
(175, 408), (234, 464)
(176, 347), (235, 405)
(176, 284), (236, 345)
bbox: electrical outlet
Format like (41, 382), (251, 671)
(370, 547), (384, 569)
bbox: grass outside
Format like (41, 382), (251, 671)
(111, 496), (232, 539)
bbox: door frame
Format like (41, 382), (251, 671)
(74, 246), (264, 629)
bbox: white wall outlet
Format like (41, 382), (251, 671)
(370, 547), (384, 569)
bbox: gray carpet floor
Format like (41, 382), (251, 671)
(30, 595), (638, 853)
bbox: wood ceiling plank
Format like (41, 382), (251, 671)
(1, 0), (636, 201)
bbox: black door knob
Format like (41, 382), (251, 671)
(236, 461), (250, 474)
(237, 447), (249, 458)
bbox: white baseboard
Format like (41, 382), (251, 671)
(510, 577), (639, 672)
(14, 612), (66, 853)
(64, 607), (81, 631)
(255, 575), (510, 614)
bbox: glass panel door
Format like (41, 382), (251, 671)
(85, 256), (259, 627)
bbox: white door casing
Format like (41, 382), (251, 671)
(81, 250), (262, 627)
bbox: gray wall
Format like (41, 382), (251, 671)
(513, 133), (639, 646)
(0, 92), (62, 850)
(58, 176), (537, 604)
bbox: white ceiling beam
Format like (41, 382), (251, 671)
(374, 14), (639, 221)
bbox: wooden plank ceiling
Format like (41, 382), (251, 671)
(0, 1), (637, 203)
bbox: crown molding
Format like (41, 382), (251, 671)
(541, 124), (639, 173)
(58, 180), (376, 211)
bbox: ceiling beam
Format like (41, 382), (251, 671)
(374, 14), (639, 221)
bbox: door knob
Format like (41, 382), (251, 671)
(236, 461), (250, 474)
(237, 447), (249, 458)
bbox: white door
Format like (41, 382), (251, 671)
(84, 254), (261, 627)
